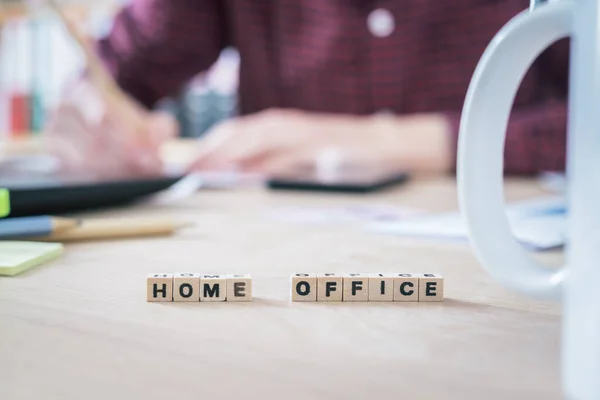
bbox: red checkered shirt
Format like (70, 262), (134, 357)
(97, 0), (569, 175)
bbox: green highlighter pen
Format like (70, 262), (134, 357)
(0, 189), (10, 218)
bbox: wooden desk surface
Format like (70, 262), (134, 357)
(0, 177), (563, 400)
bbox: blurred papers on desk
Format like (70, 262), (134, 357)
(369, 196), (566, 251)
(268, 204), (424, 225)
(539, 172), (566, 193)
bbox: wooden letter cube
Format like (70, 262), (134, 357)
(368, 273), (394, 302)
(291, 273), (317, 302)
(418, 273), (444, 302)
(316, 273), (343, 302)
(201, 274), (227, 302)
(173, 273), (201, 302)
(393, 273), (419, 302)
(147, 273), (174, 302)
(343, 273), (369, 302)
(226, 274), (253, 302)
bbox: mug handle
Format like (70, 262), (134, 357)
(457, 1), (572, 299)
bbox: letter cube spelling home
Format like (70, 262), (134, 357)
(173, 273), (201, 302)
(226, 274), (253, 302)
(201, 274), (227, 302)
(147, 273), (174, 302)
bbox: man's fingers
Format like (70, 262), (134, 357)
(190, 115), (286, 172)
(189, 119), (250, 170)
(239, 152), (309, 176)
(147, 112), (179, 145)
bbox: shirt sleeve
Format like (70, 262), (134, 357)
(96, 0), (229, 109)
(447, 39), (569, 176)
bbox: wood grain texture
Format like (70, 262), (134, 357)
(0, 176), (564, 400)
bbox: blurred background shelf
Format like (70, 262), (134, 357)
(0, 0), (120, 22)
(0, 0), (240, 144)
(0, 0), (126, 140)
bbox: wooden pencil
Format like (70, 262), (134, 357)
(0, 216), (79, 239)
(31, 218), (193, 242)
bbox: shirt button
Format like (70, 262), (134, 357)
(367, 9), (395, 38)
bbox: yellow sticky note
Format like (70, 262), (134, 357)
(0, 242), (63, 276)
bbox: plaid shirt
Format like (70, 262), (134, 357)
(97, 0), (569, 175)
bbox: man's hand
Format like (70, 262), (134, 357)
(191, 109), (452, 176)
(45, 78), (178, 178)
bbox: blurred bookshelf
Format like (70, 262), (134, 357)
(0, 1), (119, 22)
(0, 0), (124, 139)
(0, 0), (239, 142)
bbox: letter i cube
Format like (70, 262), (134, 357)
(368, 273), (394, 301)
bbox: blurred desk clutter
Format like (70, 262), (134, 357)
(0, 136), (567, 254)
(0, 1), (565, 266)
(370, 196), (566, 251)
(0, 214), (191, 241)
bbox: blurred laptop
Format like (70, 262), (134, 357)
(0, 153), (185, 217)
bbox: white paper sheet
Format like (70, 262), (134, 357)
(268, 204), (423, 224)
(369, 196), (567, 251)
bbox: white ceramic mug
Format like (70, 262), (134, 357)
(457, 0), (600, 398)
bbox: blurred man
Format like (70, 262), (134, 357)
(48, 0), (568, 177)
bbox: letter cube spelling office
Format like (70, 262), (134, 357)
(316, 273), (343, 302)
(291, 273), (317, 302)
(368, 273), (394, 302)
(290, 273), (444, 302)
(393, 273), (420, 302)
(342, 273), (369, 302)
(418, 273), (444, 302)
